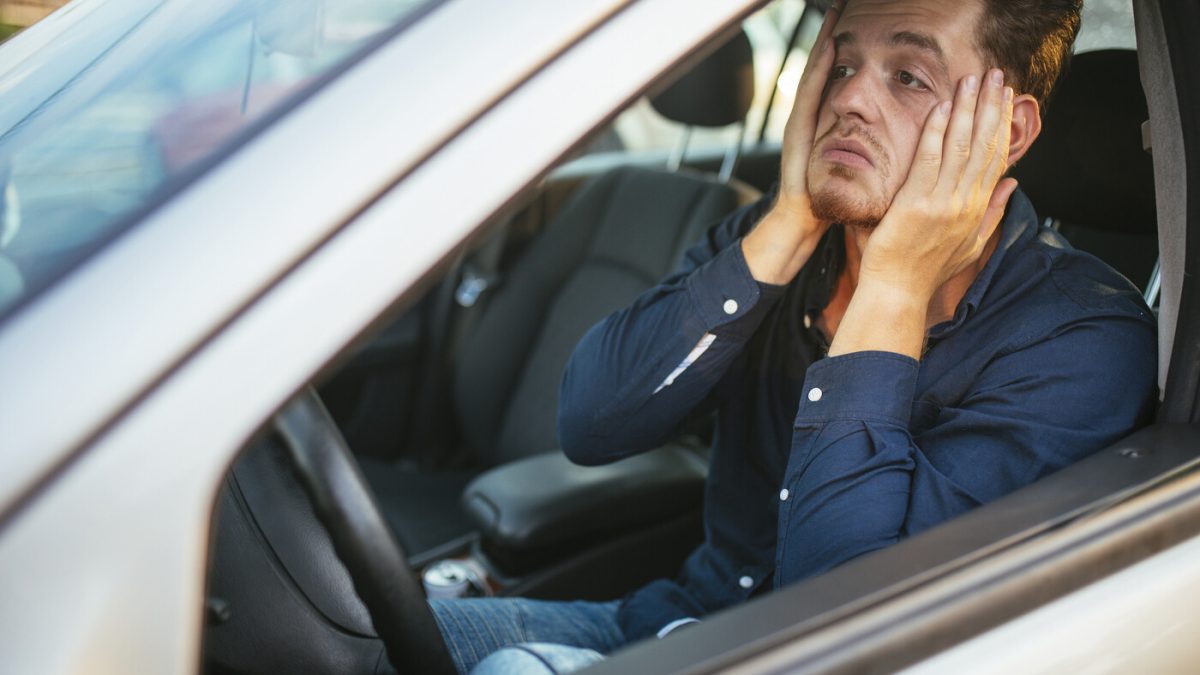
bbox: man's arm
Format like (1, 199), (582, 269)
(741, 1), (841, 286)
(557, 196), (784, 465)
(558, 5), (845, 466)
(771, 64), (1154, 584)
(774, 313), (1157, 584)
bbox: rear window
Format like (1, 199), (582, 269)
(1076, 0), (1135, 52)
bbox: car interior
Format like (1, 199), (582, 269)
(199, 2), (1184, 673)
(354, 28), (760, 571)
(203, 27), (766, 673)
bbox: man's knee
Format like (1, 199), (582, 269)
(472, 643), (606, 675)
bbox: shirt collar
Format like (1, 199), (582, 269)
(928, 187), (1038, 339)
(800, 226), (845, 318)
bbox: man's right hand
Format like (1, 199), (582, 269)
(742, 1), (841, 286)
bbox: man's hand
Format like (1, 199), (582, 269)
(829, 68), (1018, 359)
(861, 67), (1017, 299)
(741, 1), (842, 286)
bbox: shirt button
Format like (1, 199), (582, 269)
(723, 299), (739, 315)
(779, 488), (790, 501)
(808, 387), (823, 402)
(738, 575), (754, 589)
(803, 314), (813, 329)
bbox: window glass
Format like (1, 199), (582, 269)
(607, 0), (814, 158)
(1076, 0), (1135, 52)
(0, 0), (436, 319)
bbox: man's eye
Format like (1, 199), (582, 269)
(831, 64), (855, 80)
(896, 70), (928, 91)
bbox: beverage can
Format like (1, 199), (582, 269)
(422, 560), (472, 600)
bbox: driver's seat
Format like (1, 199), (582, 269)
(1011, 49), (1157, 293)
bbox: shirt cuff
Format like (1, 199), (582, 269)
(795, 351), (919, 427)
(685, 239), (785, 339)
(656, 617), (701, 639)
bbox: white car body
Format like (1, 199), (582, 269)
(0, 0), (1196, 673)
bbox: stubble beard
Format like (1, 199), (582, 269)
(807, 124), (892, 231)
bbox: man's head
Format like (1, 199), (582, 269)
(807, 0), (1082, 230)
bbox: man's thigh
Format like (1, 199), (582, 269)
(430, 597), (624, 674)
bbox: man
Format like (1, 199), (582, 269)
(432, 0), (1157, 672)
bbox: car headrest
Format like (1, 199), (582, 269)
(649, 28), (755, 128)
(1011, 49), (1155, 234)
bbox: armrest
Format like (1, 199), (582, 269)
(462, 446), (706, 552)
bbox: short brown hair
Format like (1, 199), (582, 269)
(975, 0), (1083, 108)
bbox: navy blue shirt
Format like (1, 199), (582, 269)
(557, 189), (1157, 642)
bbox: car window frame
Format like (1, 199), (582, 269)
(3, 0), (1194, 671)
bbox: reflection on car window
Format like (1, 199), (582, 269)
(0, 0), (435, 319)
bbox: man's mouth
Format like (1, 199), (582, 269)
(822, 138), (875, 170)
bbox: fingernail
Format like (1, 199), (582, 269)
(1004, 86), (1013, 102)
(991, 69), (1004, 86)
(964, 75), (978, 93)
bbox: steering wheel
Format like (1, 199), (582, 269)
(273, 388), (456, 674)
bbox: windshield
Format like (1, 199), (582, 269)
(0, 0), (436, 319)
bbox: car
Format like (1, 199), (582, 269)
(0, 0), (1197, 673)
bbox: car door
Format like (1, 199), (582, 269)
(0, 0), (766, 672)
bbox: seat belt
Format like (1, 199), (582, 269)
(1145, 256), (1161, 308)
(409, 216), (513, 468)
(449, 215), (510, 351)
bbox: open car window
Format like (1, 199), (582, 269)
(201, 1), (1166, 667)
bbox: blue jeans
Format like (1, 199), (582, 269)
(430, 598), (624, 674)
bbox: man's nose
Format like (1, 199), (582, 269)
(827, 70), (880, 124)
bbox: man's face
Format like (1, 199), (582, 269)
(808, 0), (989, 229)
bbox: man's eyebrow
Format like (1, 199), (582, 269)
(889, 30), (949, 79)
(833, 31), (855, 49)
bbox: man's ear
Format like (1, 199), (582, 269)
(1006, 94), (1041, 166)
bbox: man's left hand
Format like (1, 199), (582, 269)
(860, 67), (1018, 301)
(828, 68), (1017, 359)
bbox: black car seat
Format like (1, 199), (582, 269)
(1011, 49), (1158, 297)
(359, 30), (761, 564)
